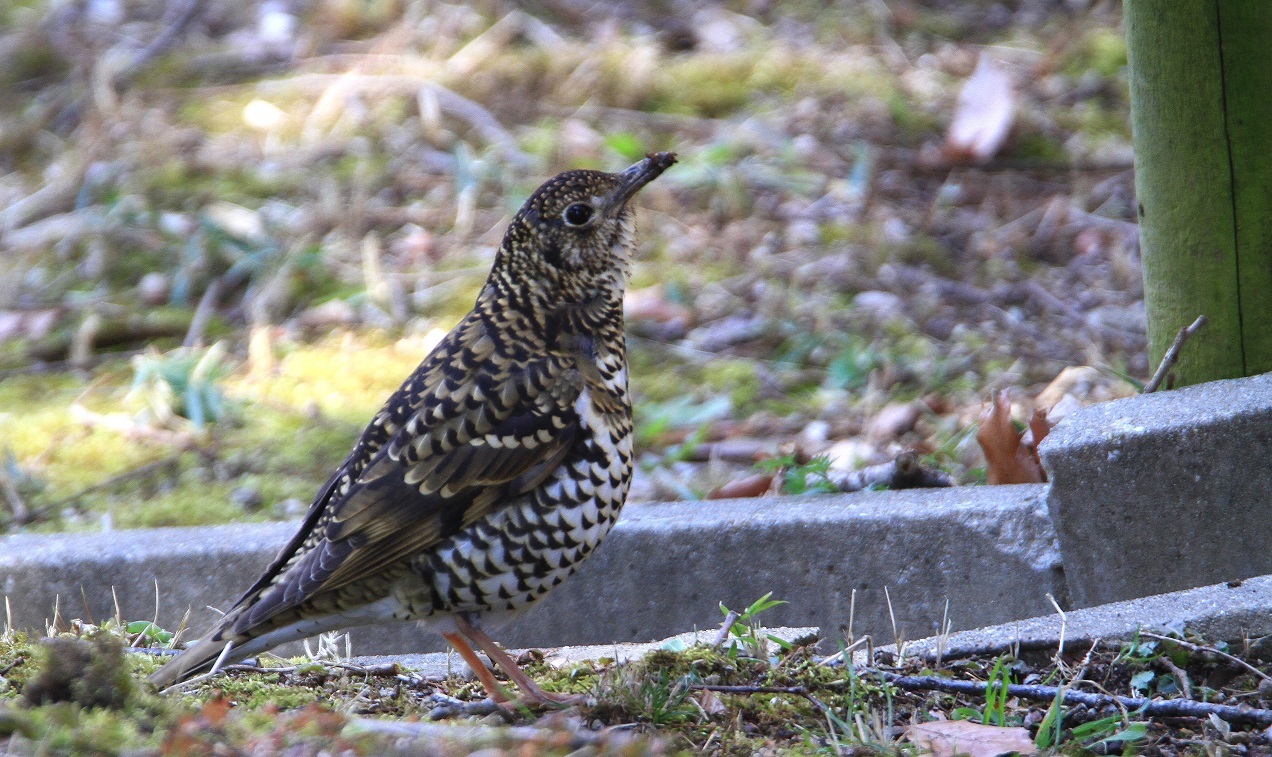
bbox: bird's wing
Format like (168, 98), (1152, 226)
(230, 318), (582, 633)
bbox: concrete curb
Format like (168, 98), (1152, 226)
(873, 573), (1272, 665)
(0, 485), (1058, 656)
(1042, 372), (1272, 607)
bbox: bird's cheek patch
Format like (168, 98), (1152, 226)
(541, 239), (564, 268)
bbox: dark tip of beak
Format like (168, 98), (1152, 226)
(609, 152), (677, 208)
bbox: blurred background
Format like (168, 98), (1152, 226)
(0, 0), (1142, 534)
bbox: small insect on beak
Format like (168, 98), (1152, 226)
(605, 152), (677, 212)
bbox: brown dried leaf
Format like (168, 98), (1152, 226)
(696, 688), (727, 715)
(944, 53), (1016, 162)
(907, 718), (1038, 756)
(706, 472), (774, 500)
(977, 390), (1046, 485)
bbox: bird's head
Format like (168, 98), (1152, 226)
(489, 152), (677, 308)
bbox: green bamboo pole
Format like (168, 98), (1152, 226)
(1124, 1), (1272, 386)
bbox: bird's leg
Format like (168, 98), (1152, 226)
(441, 631), (514, 703)
(454, 615), (583, 707)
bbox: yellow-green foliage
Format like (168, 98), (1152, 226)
(1069, 27), (1128, 78)
(701, 359), (761, 408)
(1, 333), (456, 531)
(237, 331), (437, 423)
(0, 373), (170, 495)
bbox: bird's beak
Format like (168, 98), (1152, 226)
(606, 152), (677, 211)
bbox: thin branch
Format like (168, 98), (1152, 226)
(0, 471), (31, 525)
(114, 0), (202, 88)
(877, 672), (1272, 727)
(1144, 315), (1207, 393)
(184, 276), (224, 348)
(712, 611), (741, 648)
(1138, 631), (1271, 683)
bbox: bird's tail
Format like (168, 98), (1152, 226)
(149, 595), (402, 688)
(148, 611), (249, 689)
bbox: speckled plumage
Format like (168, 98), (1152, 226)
(151, 153), (677, 699)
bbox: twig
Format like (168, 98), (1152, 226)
(113, 0), (202, 88)
(819, 636), (871, 667)
(1138, 631), (1271, 683)
(184, 276), (224, 348)
(876, 672), (1272, 727)
(1144, 315), (1207, 393)
(905, 638), (1081, 665)
(1157, 655), (1193, 700)
(424, 692), (509, 721)
(0, 471), (31, 525)
(689, 684), (832, 719)
(713, 611), (741, 648)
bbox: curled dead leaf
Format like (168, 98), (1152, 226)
(944, 53), (1016, 162)
(707, 472), (775, 500)
(976, 390), (1047, 485)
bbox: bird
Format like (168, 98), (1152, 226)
(149, 152), (678, 705)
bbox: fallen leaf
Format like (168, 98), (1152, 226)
(944, 53), (1016, 162)
(977, 390), (1046, 484)
(697, 688), (727, 715)
(907, 718), (1038, 756)
(706, 472), (774, 500)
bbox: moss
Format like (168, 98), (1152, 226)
(111, 481), (251, 529)
(1, 334), (463, 531)
(14, 703), (156, 755)
(701, 359), (762, 410)
(24, 635), (132, 709)
(649, 55), (761, 117)
(887, 234), (957, 277)
(0, 373), (175, 497)
(209, 674), (322, 711)
(1012, 130), (1069, 163)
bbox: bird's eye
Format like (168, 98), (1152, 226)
(563, 203), (594, 226)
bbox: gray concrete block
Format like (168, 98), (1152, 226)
(0, 485), (1059, 656)
(1041, 372), (1272, 608)
(884, 573), (1272, 664)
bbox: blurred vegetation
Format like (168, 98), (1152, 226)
(0, 0), (1141, 533)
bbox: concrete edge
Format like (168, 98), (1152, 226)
(855, 573), (1272, 666)
(0, 485), (1057, 656)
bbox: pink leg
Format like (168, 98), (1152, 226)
(441, 631), (513, 703)
(454, 615), (583, 707)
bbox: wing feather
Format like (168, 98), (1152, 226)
(234, 337), (581, 632)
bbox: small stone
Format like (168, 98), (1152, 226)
(824, 438), (877, 472)
(137, 273), (169, 306)
(853, 291), (906, 321)
(231, 487), (264, 511)
(1259, 677), (1272, 704)
(786, 219), (821, 247)
(868, 402), (922, 443)
(298, 299), (358, 329)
